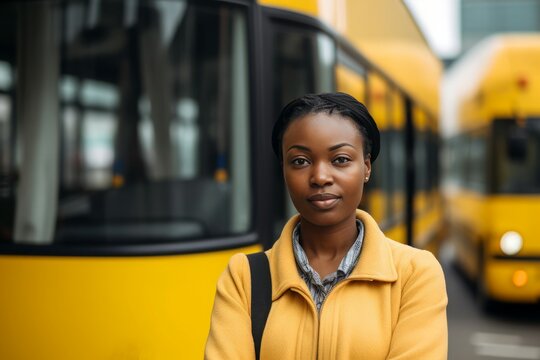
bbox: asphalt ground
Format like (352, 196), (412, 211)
(440, 242), (540, 360)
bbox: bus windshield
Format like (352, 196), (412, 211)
(0, 0), (251, 245)
(492, 118), (540, 194)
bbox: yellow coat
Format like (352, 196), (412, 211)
(205, 210), (448, 359)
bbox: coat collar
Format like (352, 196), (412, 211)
(267, 209), (398, 300)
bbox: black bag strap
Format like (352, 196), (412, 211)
(247, 252), (272, 360)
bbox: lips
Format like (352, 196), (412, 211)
(308, 193), (341, 210)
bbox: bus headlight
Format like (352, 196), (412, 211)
(500, 231), (523, 255)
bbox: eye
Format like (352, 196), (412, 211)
(333, 156), (351, 165)
(291, 158), (310, 167)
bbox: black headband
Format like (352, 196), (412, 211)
(271, 92), (380, 163)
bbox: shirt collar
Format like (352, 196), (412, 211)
(292, 220), (364, 281)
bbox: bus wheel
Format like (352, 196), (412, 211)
(476, 275), (495, 312)
(476, 244), (495, 313)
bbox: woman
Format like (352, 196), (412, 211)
(205, 93), (448, 359)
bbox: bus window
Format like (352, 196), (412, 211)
(0, 61), (12, 175)
(426, 118), (440, 194)
(0, 1), (252, 245)
(413, 106), (429, 214)
(60, 79), (120, 190)
(336, 48), (366, 103)
(273, 27), (335, 107)
(493, 118), (540, 194)
(390, 90), (406, 221)
(366, 72), (392, 225)
(0, 61), (14, 243)
(316, 33), (336, 93)
(456, 135), (469, 188)
(465, 130), (487, 194)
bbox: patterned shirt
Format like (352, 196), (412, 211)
(292, 220), (364, 311)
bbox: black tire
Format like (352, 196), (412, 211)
(476, 243), (496, 313)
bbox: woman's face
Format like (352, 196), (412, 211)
(282, 112), (371, 227)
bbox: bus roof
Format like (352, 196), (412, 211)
(442, 33), (540, 137)
(259, 0), (442, 117)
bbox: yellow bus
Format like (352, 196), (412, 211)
(442, 33), (540, 308)
(0, 0), (442, 358)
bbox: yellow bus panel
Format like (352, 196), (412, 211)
(336, 64), (366, 103)
(0, 244), (261, 360)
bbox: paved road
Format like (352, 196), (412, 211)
(440, 243), (540, 360)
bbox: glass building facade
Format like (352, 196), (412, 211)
(461, 0), (540, 52)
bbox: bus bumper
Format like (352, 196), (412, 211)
(486, 257), (540, 303)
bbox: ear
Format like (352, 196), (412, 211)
(364, 155), (372, 182)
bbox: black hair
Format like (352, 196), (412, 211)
(271, 92), (380, 163)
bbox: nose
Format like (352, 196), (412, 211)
(310, 162), (333, 187)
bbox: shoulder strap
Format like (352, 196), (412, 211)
(247, 252), (272, 360)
